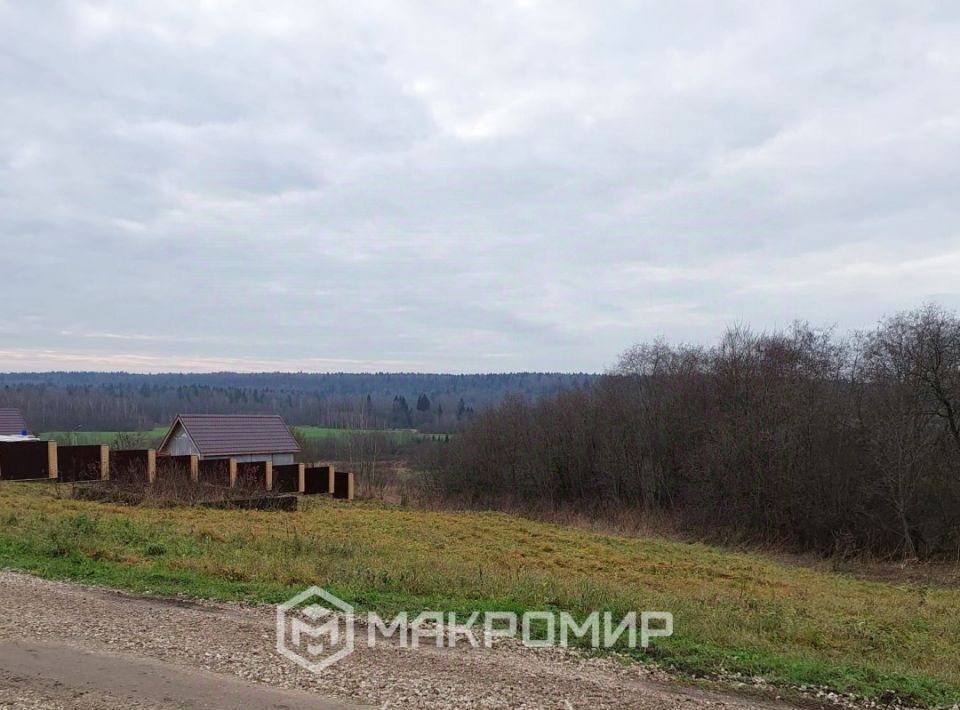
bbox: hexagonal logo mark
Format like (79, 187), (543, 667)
(276, 586), (355, 674)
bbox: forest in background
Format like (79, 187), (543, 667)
(0, 372), (594, 433)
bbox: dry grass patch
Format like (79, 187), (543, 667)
(0, 483), (958, 705)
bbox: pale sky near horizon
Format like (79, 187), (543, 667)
(1, 1), (959, 373)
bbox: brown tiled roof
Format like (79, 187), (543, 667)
(0, 408), (27, 436)
(160, 414), (300, 457)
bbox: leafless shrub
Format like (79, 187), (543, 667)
(71, 472), (290, 508)
(433, 305), (960, 559)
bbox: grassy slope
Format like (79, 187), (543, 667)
(0, 484), (957, 706)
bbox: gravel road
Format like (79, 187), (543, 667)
(0, 571), (797, 709)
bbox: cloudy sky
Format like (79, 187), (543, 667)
(1, 1), (958, 373)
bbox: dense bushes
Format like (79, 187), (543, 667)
(435, 305), (960, 558)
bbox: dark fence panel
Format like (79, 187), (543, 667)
(58, 444), (107, 482)
(303, 465), (333, 495)
(0, 441), (56, 480)
(235, 461), (271, 490)
(156, 455), (197, 483)
(198, 458), (234, 487)
(333, 470), (354, 500)
(272, 463), (303, 493)
(109, 449), (155, 484)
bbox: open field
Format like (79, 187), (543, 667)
(39, 426), (445, 448)
(40, 427), (169, 446)
(293, 426), (447, 444)
(0, 483), (958, 706)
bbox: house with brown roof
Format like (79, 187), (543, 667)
(0, 408), (28, 437)
(157, 414), (300, 464)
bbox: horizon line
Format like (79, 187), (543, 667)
(0, 369), (602, 377)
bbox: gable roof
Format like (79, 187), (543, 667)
(0, 408), (27, 436)
(158, 414), (300, 457)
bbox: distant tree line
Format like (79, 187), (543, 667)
(0, 372), (593, 433)
(434, 304), (960, 558)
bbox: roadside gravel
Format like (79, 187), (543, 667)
(0, 570), (798, 709)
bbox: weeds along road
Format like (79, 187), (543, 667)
(0, 571), (794, 710)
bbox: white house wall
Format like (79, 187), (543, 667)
(162, 424), (199, 456)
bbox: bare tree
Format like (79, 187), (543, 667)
(434, 305), (960, 558)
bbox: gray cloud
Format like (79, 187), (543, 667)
(1, 0), (959, 372)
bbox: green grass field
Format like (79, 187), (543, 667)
(40, 427), (169, 446)
(40, 426), (445, 447)
(0, 483), (957, 706)
(292, 426), (446, 444)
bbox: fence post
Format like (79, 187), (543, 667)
(147, 449), (156, 484)
(47, 441), (58, 480)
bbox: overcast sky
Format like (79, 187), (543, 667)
(1, 1), (958, 373)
